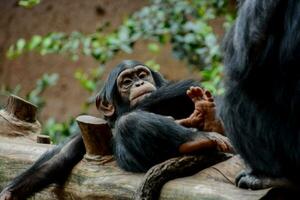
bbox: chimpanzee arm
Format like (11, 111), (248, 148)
(223, 0), (283, 78)
(0, 133), (85, 199)
(136, 80), (199, 119)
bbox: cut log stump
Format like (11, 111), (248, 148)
(5, 95), (37, 123)
(76, 115), (113, 163)
(0, 95), (41, 138)
(37, 135), (51, 144)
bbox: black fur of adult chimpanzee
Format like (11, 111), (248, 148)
(0, 60), (231, 199)
(221, 0), (300, 189)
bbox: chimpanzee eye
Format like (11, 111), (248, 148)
(138, 71), (147, 79)
(123, 78), (132, 87)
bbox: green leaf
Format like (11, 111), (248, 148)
(16, 38), (26, 53)
(6, 45), (16, 59)
(19, 0), (41, 8)
(28, 35), (42, 50)
(145, 60), (160, 72)
(147, 43), (160, 53)
(42, 37), (52, 49)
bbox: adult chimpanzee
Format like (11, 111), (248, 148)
(0, 60), (231, 199)
(222, 0), (300, 189)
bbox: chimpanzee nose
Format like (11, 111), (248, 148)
(135, 80), (144, 87)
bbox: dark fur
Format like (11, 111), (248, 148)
(221, 0), (300, 185)
(1, 60), (201, 198)
(1, 134), (85, 198)
(114, 110), (196, 172)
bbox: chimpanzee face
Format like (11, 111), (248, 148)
(117, 65), (157, 107)
(96, 60), (166, 121)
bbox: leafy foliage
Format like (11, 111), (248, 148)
(43, 117), (78, 143)
(18, 0), (41, 8)
(26, 73), (59, 108)
(8, 0), (234, 95)
(74, 67), (104, 93)
(0, 73), (58, 109)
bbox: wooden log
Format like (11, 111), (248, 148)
(37, 135), (51, 144)
(0, 137), (270, 200)
(0, 95), (41, 138)
(4, 95), (37, 123)
(76, 115), (112, 161)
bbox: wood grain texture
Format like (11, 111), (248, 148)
(0, 95), (41, 139)
(0, 137), (270, 200)
(76, 115), (112, 158)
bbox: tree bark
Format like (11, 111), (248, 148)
(4, 95), (37, 123)
(0, 95), (41, 138)
(0, 137), (270, 200)
(76, 115), (112, 162)
(37, 134), (51, 144)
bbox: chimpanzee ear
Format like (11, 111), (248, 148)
(151, 71), (167, 87)
(95, 96), (115, 117)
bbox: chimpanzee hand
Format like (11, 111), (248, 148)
(176, 86), (224, 134)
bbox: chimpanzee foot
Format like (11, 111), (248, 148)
(180, 86), (225, 134)
(179, 132), (234, 154)
(177, 87), (213, 129)
(236, 170), (291, 190)
(186, 86), (214, 103)
(205, 132), (234, 153)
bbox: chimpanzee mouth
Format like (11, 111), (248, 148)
(131, 91), (152, 102)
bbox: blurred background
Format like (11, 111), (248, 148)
(0, 0), (236, 142)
